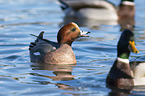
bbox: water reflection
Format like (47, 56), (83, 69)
(62, 12), (135, 31)
(118, 18), (135, 31)
(107, 80), (133, 96)
(133, 86), (145, 95)
(107, 77), (145, 96)
(108, 87), (133, 96)
(62, 17), (117, 27)
(31, 63), (76, 90)
(31, 63), (75, 81)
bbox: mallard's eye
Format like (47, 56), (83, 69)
(71, 28), (76, 32)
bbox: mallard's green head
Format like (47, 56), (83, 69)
(117, 29), (139, 59)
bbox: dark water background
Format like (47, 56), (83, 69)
(0, 0), (145, 95)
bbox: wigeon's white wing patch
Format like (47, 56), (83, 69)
(72, 22), (79, 28)
(53, 47), (56, 50)
(33, 52), (41, 56)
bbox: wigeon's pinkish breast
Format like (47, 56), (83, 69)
(29, 22), (90, 64)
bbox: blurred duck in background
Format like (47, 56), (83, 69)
(58, 0), (135, 29)
(58, 0), (118, 20)
(118, 0), (135, 31)
(58, 0), (118, 26)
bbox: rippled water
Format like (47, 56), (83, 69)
(1, 0), (145, 96)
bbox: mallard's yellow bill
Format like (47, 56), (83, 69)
(129, 40), (139, 53)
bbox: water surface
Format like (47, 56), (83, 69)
(0, 0), (145, 96)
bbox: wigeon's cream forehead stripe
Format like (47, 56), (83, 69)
(71, 22), (79, 29)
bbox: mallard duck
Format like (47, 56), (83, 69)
(29, 22), (90, 64)
(118, 0), (135, 30)
(130, 61), (145, 86)
(58, 0), (135, 20)
(106, 29), (139, 89)
(58, 0), (118, 20)
(118, 0), (135, 20)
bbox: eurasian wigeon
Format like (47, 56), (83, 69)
(106, 29), (139, 89)
(29, 22), (90, 64)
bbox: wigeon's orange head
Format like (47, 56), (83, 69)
(57, 22), (90, 45)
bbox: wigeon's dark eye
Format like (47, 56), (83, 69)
(71, 28), (76, 32)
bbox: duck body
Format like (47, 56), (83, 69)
(58, 0), (135, 27)
(106, 29), (139, 89)
(118, 0), (135, 20)
(106, 58), (134, 89)
(58, 0), (118, 20)
(117, 0), (135, 30)
(44, 44), (77, 64)
(29, 37), (76, 64)
(29, 22), (89, 64)
(130, 61), (145, 86)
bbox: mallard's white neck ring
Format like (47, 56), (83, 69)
(122, 1), (135, 6)
(117, 57), (129, 64)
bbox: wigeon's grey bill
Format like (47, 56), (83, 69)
(80, 31), (90, 37)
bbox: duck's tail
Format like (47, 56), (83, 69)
(29, 31), (45, 50)
(30, 31), (44, 45)
(30, 31), (44, 39)
(37, 31), (44, 39)
(57, 0), (69, 11)
(30, 31), (57, 44)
